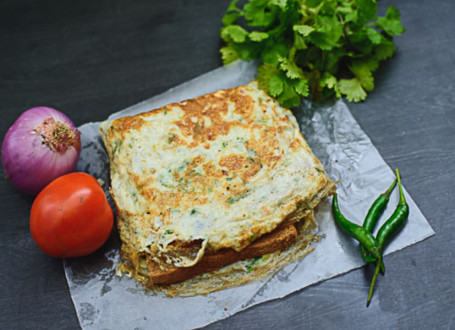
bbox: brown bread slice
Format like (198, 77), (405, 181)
(147, 221), (298, 285)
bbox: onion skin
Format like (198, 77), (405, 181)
(1, 106), (81, 195)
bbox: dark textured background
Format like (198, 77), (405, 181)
(0, 1), (454, 329)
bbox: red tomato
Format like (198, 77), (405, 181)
(30, 172), (113, 258)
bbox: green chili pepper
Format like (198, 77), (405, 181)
(376, 169), (409, 254)
(332, 194), (381, 260)
(362, 180), (398, 233)
(360, 179), (397, 272)
(366, 168), (409, 307)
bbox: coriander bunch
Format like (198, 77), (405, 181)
(220, 0), (405, 107)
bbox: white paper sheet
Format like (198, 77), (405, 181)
(64, 61), (435, 330)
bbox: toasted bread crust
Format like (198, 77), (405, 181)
(147, 221), (298, 284)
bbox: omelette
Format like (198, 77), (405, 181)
(99, 81), (334, 295)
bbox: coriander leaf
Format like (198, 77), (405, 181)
(223, 12), (242, 26)
(310, 15), (343, 51)
(366, 28), (382, 44)
(351, 58), (379, 74)
(338, 78), (367, 102)
(257, 63), (279, 92)
(320, 72), (337, 89)
(220, 46), (239, 64)
(345, 10), (358, 23)
(306, 0), (323, 8)
(271, 1), (300, 37)
(225, 0), (241, 14)
(338, 4), (358, 23)
(222, 0), (243, 26)
(373, 39), (396, 60)
(249, 31), (269, 42)
(294, 33), (307, 50)
(350, 60), (378, 92)
(270, 0), (287, 9)
(244, 0), (276, 27)
(320, 72), (341, 97)
(359, 73), (374, 92)
(350, 65), (374, 92)
(278, 56), (304, 79)
(235, 42), (262, 61)
(375, 6), (406, 36)
(269, 74), (285, 97)
(348, 31), (374, 56)
(356, 0), (377, 25)
(261, 43), (287, 65)
(294, 79), (309, 98)
(221, 25), (249, 43)
(324, 49), (345, 73)
(278, 83), (301, 108)
(293, 24), (315, 37)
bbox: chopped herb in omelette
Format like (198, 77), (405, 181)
(227, 190), (249, 204)
(246, 256), (262, 273)
(112, 139), (122, 154)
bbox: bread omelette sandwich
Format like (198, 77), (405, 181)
(99, 81), (334, 296)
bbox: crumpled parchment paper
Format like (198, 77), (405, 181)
(64, 61), (435, 330)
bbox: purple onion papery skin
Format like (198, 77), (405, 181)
(1, 106), (80, 195)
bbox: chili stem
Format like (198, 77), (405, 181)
(396, 168), (406, 206)
(367, 256), (382, 307)
(383, 179), (398, 198)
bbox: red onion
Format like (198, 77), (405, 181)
(2, 106), (81, 195)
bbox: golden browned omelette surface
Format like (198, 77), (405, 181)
(99, 81), (333, 271)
